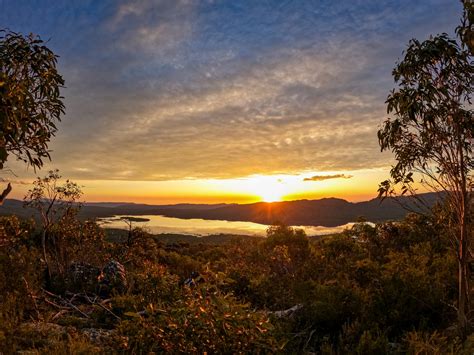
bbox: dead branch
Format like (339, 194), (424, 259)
(84, 293), (121, 321)
(41, 288), (90, 319)
(0, 183), (12, 205)
(22, 276), (41, 320)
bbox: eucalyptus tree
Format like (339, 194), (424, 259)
(378, 15), (474, 336)
(0, 30), (65, 203)
(24, 170), (82, 279)
(459, 0), (474, 55)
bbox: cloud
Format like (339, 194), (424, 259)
(0, 0), (463, 182)
(0, 178), (31, 185)
(106, 0), (196, 57)
(45, 37), (393, 180)
(304, 174), (353, 182)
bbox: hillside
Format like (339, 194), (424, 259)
(0, 193), (441, 227)
(145, 194), (439, 227)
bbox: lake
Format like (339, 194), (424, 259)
(98, 214), (355, 236)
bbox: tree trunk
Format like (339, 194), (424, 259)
(127, 222), (133, 247)
(458, 192), (470, 340)
(42, 228), (51, 288)
(459, 254), (469, 339)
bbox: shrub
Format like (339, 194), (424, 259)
(116, 286), (277, 353)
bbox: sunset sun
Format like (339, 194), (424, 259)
(245, 176), (289, 202)
(260, 189), (283, 203)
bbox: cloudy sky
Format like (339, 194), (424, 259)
(0, 0), (463, 203)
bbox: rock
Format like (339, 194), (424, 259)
(271, 304), (304, 319)
(81, 327), (114, 345)
(98, 260), (127, 297)
(67, 262), (101, 292)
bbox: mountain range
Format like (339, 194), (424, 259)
(0, 193), (441, 227)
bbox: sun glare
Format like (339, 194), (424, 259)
(180, 171), (373, 205)
(247, 176), (288, 202)
(260, 190), (283, 203)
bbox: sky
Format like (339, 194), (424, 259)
(0, 0), (463, 204)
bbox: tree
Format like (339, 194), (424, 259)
(121, 217), (136, 247)
(377, 24), (474, 337)
(24, 170), (82, 280)
(0, 30), (65, 203)
(458, 0), (474, 55)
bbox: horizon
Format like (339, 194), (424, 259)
(0, 1), (462, 204)
(5, 193), (371, 205)
(4, 190), (438, 207)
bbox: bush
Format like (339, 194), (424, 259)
(116, 286), (277, 353)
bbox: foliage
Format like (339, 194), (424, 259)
(0, 30), (64, 170)
(24, 170), (83, 282)
(378, 33), (473, 198)
(403, 330), (466, 354)
(377, 11), (474, 336)
(458, 0), (474, 55)
(115, 287), (277, 353)
(24, 169), (83, 229)
(0, 216), (43, 350)
(0, 209), (470, 353)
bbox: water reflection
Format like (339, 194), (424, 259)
(99, 214), (355, 236)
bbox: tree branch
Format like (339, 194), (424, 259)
(0, 183), (12, 205)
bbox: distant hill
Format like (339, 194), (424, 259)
(145, 194), (441, 227)
(0, 193), (442, 227)
(83, 202), (232, 210)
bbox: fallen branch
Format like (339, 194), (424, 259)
(43, 297), (68, 310)
(84, 293), (121, 321)
(41, 288), (90, 319)
(51, 310), (69, 321)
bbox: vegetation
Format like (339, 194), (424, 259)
(459, 0), (474, 55)
(0, 30), (64, 169)
(378, 1), (474, 337)
(24, 170), (83, 282)
(0, 30), (64, 204)
(0, 210), (472, 353)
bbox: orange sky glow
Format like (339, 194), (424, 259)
(6, 168), (396, 204)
